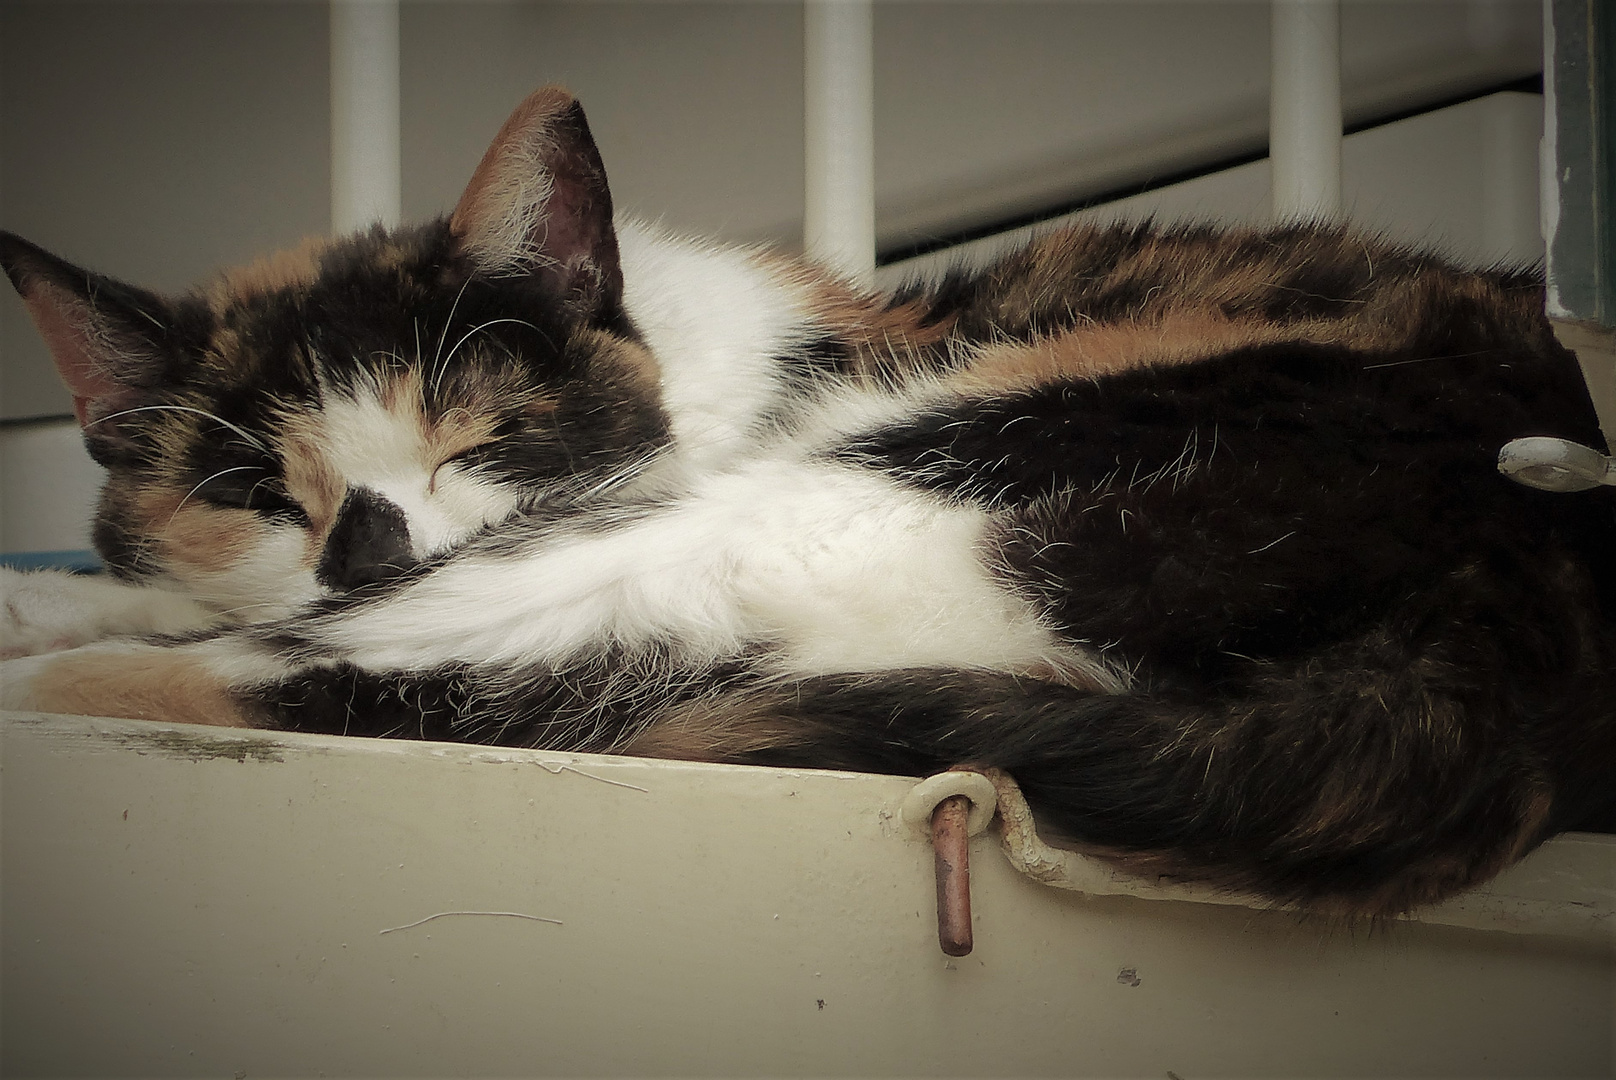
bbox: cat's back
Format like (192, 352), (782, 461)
(835, 218), (1615, 682)
(860, 220), (1586, 454)
(886, 220), (1553, 374)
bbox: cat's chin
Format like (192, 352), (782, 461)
(171, 570), (327, 627)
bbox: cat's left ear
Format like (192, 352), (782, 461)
(450, 86), (624, 325)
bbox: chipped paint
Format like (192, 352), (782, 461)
(113, 725), (287, 764)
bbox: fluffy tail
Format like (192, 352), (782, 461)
(649, 666), (1606, 917)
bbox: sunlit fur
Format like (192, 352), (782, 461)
(3, 86), (1613, 919)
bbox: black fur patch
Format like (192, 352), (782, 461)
(716, 661), (1613, 913)
(248, 647), (748, 753)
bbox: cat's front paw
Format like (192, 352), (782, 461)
(1, 568), (96, 657)
(0, 567), (218, 658)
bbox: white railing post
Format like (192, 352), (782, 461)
(1270, 0), (1342, 221)
(803, 0), (875, 288)
(330, 0), (401, 233)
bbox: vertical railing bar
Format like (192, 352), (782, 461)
(330, 0), (402, 234)
(1541, 0), (1616, 450)
(803, 0), (876, 288)
(1270, 0), (1342, 221)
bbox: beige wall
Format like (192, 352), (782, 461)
(399, 2), (807, 248)
(885, 90), (1547, 286)
(395, 1), (1543, 251)
(0, 1), (331, 421)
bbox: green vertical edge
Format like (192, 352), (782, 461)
(1599, 0), (1615, 327)
(1549, 0), (1615, 327)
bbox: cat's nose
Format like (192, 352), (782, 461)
(316, 487), (416, 591)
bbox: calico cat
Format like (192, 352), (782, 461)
(3, 87), (1612, 917)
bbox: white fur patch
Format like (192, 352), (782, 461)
(179, 527), (321, 622)
(0, 649), (55, 708)
(295, 455), (1090, 683)
(618, 220), (825, 476)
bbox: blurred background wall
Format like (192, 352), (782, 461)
(0, 0), (1546, 562)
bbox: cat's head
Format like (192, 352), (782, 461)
(1, 87), (665, 621)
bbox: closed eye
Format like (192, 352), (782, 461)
(188, 466), (310, 524)
(430, 442), (498, 491)
(447, 440), (498, 465)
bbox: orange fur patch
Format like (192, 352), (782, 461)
(772, 256), (958, 385)
(29, 650), (250, 728)
(130, 487), (262, 576)
(393, 367), (503, 466)
(161, 504), (262, 574)
(209, 236), (329, 301)
(621, 694), (802, 762)
(580, 331), (661, 396)
(275, 421), (346, 565)
(945, 312), (1303, 394)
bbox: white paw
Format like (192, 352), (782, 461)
(0, 567), (218, 658)
(1, 568), (98, 657)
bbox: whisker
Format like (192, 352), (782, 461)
(168, 465), (267, 523)
(88, 405), (269, 451)
(431, 278), (475, 392)
(131, 306), (168, 331)
(442, 317), (552, 379)
(204, 599), (300, 620)
(244, 474), (283, 508)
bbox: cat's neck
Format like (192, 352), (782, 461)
(616, 220), (872, 474)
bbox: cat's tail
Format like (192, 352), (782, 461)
(644, 667), (1603, 917)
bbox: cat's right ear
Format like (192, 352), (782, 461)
(0, 232), (181, 443)
(450, 87), (625, 327)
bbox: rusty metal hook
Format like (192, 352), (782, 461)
(900, 770), (998, 957)
(931, 794), (974, 955)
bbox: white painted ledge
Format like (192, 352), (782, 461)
(3, 710), (1611, 1076)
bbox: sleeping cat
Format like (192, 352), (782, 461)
(3, 86), (1613, 917)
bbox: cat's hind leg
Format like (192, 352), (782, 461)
(0, 633), (290, 726)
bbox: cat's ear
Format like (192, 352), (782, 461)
(0, 232), (180, 438)
(450, 86), (624, 323)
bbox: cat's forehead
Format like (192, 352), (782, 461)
(204, 224), (453, 316)
(207, 236), (334, 300)
(291, 364), (513, 457)
(192, 222), (564, 396)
